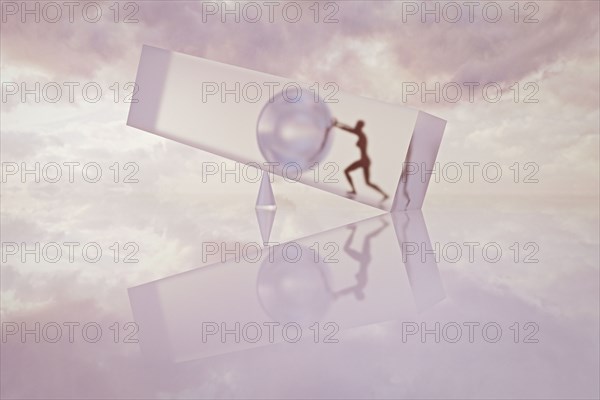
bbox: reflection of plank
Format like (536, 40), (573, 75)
(128, 212), (444, 363)
(127, 45), (445, 211)
(392, 211), (446, 312)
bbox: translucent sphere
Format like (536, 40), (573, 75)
(256, 244), (333, 326)
(256, 88), (334, 169)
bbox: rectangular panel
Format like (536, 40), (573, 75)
(127, 45), (446, 210)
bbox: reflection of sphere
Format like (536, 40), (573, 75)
(257, 88), (333, 169)
(257, 244), (333, 326)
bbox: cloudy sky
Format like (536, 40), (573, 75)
(1, 0), (599, 198)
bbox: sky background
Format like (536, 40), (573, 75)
(1, 0), (599, 199)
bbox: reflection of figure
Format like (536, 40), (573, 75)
(332, 218), (389, 300)
(328, 119), (389, 201)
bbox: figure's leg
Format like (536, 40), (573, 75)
(363, 164), (389, 200)
(345, 160), (362, 194)
(344, 225), (361, 262)
(362, 218), (389, 251)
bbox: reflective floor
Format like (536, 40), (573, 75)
(1, 190), (599, 399)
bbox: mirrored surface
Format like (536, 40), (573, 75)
(2, 192), (598, 399)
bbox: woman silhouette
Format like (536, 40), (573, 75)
(328, 119), (389, 201)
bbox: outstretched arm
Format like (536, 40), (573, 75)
(335, 121), (356, 133)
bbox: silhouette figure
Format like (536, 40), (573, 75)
(332, 218), (389, 300)
(321, 119), (389, 201)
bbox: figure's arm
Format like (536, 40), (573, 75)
(335, 121), (355, 132)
